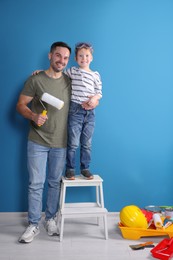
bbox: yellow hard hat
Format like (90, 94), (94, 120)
(120, 205), (148, 228)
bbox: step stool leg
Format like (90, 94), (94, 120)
(59, 216), (64, 242)
(96, 186), (100, 206)
(96, 185), (100, 225)
(99, 183), (105, 208)
(103, 214), (108, 239)
(59, 182), (66, 210)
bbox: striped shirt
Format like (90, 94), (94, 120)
(65, 67), (102, 104)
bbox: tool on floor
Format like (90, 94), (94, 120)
(129, 241), (154, 250)
(151, 237), (173, 260)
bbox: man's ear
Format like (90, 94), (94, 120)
(48, 52), (52, 60)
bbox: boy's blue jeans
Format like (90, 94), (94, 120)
(66, 101), (95, 171)
(27, 140), (66, 225)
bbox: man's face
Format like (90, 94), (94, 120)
(49, 46), (70, 73)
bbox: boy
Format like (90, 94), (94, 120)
(65, 42), (102, 180)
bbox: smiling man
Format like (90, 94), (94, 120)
(16, 42), (71, 243)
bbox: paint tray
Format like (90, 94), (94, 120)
(118, 222), (173, 240)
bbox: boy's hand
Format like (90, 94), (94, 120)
(87, 96), (99, 107)
(81, 95), (99, 110)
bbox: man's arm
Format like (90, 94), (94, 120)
(16, 94), (47, 126)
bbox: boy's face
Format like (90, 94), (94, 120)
(75, 48), (93, 69)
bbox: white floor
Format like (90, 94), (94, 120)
(0, 212), (166, 260)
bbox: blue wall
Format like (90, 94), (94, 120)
(1, 0), (173, 212)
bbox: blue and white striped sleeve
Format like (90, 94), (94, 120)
(94, 72), (102, 98)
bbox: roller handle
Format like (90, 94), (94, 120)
(41, 110), (47, 116)
(38, 110), (47, 127)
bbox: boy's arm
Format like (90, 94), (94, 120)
(82, 72), (102, 110)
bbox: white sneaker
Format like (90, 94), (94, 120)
(18, 224), (40, 243)
(45, 218), (59, 236)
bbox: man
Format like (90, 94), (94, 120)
(16, 41), (72, 243)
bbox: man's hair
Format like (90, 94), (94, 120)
(50, 41), (71, 54)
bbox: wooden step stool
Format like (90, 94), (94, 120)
(58, 175), (108, 241)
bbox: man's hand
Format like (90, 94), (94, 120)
(16, 94), (48, 125)
(33, 112), (48, 126)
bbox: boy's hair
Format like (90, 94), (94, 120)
(75, 42), (93, 56)
(50, 41), (71, 54)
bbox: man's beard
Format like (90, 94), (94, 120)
(51, 62), (65, 73)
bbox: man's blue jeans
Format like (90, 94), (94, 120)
(27, 140), (66, 225)
(66, 101), (95, 171)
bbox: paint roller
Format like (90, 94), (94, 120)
(38, 93), (64, 126)
(41, 93), (64, 110)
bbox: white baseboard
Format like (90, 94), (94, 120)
(0, 212), (119, 217)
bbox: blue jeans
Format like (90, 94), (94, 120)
(66, 101), (95, 171)
(27, 141), (66, 225)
